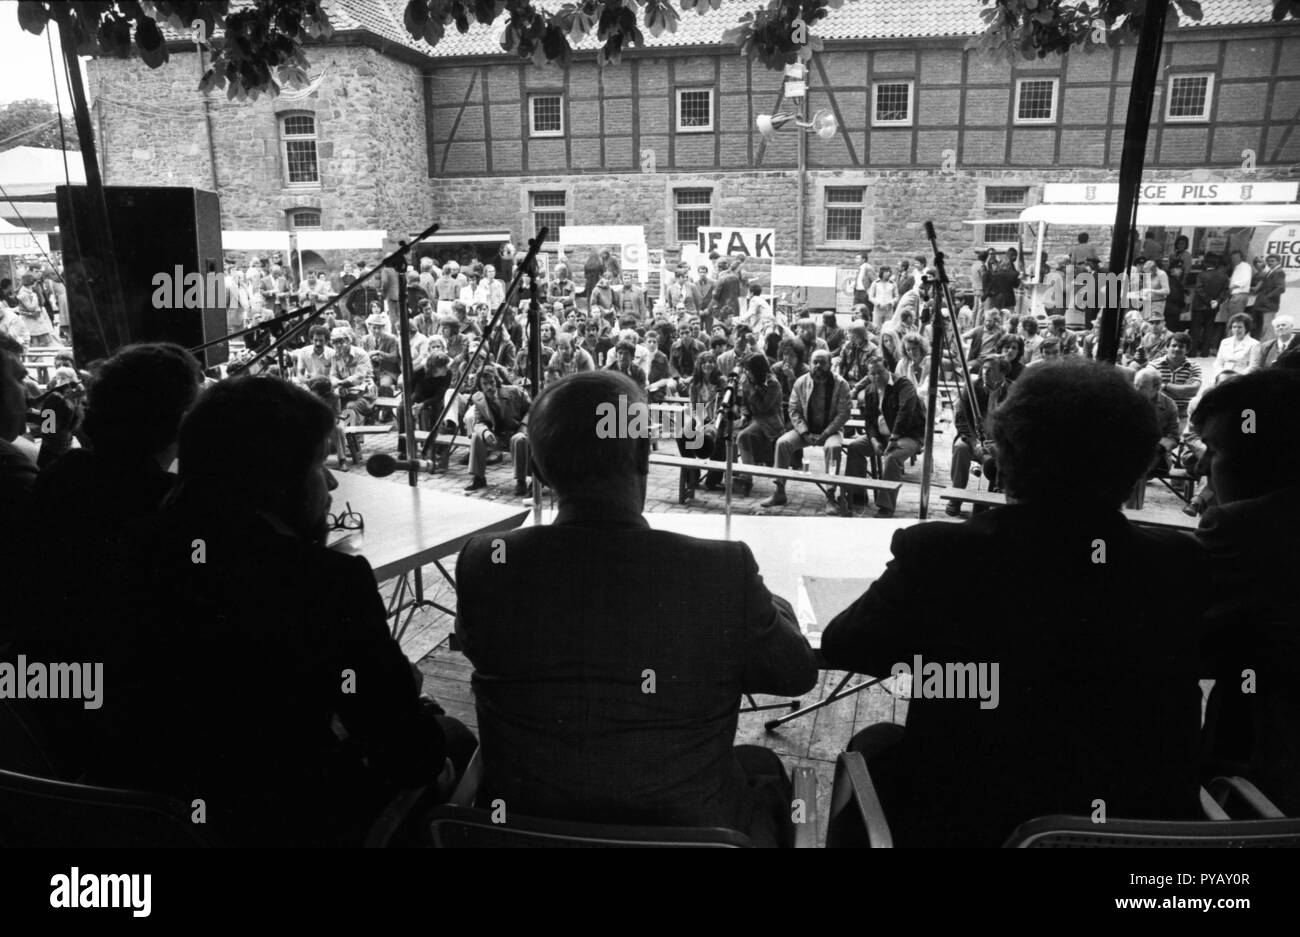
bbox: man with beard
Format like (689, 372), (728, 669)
(761, 349), (850, 508)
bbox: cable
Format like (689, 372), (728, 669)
(0, 117), (62, 150)
(0, 181), (64, 277)
(48, 28), (69, 185)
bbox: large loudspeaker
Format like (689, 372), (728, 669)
(56, 186), (228, 369)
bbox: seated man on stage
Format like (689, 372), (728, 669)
(455, 370), (818, 846)
(946, 355), (1011, 517)
(329, 326), (377, 426)
(463, 366), (531, 495)
(761, 349), (850, 508)
(821, 360), (1207, 847)
(842, 357), (925, 518)
(121, 377), (475, 846)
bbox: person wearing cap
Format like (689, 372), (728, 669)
(1137, 312), (1173, 363)
(361, 313), (401, 396)
(329, 327), (376, 426)
(294, 325), (335, 383)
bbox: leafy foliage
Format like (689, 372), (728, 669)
(0, 98), (80, 151)
(968, 0), (1291, 62)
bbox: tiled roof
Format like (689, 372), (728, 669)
(157, 1), (1291, 61)
(372, 0), (1288, 59)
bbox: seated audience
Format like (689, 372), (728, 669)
(1134, 367), (1180, 475)
(734, 353), (786, 498)
(1151, 333), (1201, 426)
(1258, 314), (1296, 368)
(455, 370), (818, 846)
(329, 327), (377, 425)
(821, 360), (1207, 846)
(1215, 313), (1260, 376)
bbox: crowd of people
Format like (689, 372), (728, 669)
(2, 320), (1296, 846)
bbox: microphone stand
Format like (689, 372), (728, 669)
(524, 240), (544, 524)
(418, 228), (549, 466)
(923, 220), (986, 519)
(203, 224), (440, 377)
(718, 370), (742, 540)
(391, 243), (418, 489)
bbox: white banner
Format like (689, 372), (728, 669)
(696, 227), (775, 259)
(1043, 181), (1299, 205)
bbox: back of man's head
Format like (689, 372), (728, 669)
(82, 343), (201, 461)
(993, 360), (1156, 507)
(1191, 369), (1300, 504)
(529, 371), (648, 494)
(177, 377), (334, 518)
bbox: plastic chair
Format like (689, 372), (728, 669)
(0, 768), (217, 847)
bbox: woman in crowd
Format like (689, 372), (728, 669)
(1214, 312), (1261, 376)
(1020, 316), (1043, 364)
(996, 333), (1026, 383)
(772, 337), (808, 428)
(895, 332), (931, 397)
(679, 350), (727, 497)
(547, 263), (576, 311)
(734, 352), (785, 497)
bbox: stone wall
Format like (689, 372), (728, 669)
(88, 43), (434, 269)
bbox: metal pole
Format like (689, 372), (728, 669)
(919, 222), (948, 520)
(393, 245), (419, 488)
(1099, 3), (1168, 363)
(527, 231), (546, 524)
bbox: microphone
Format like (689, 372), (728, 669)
(366, 452), (434, 477)
(924, 220), (936, 241)
(718, 366), (742, 413)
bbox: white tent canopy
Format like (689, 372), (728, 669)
(965, 202), (1300, 228)
(223, 230), (293, 252)
(0, 217), (48, 256)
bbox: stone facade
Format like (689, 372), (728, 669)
(88, 42), (435, 269)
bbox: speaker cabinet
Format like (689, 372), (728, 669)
(56, 186), (228, 369)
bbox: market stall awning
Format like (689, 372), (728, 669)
(964, 203), (1300, 227)
(296, 229), (388, 251)
(223, 230), (293, 251)
(416, 230), (511, 245)
(0, 217), (48, 256)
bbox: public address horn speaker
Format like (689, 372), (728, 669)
(56, 185), (228, 369)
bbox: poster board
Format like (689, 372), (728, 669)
(696, 226), (774, 290)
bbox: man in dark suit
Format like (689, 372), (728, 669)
(842, 357), (925, 517)
(1193, 369), (1300, 814)
(456, 370), (818, 846)
(119, 377), (472, 846)
(1250, 254), (1286, 340)
(1258, 314), (1296, 368)
(821, 360), (1207, 847)
(710, 259), (742, 324)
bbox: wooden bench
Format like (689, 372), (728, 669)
(413, 430), (472, 450)
(334, 423), (394, 466)
(937, 486), (1198, 532)
(650, 452), (900, 511)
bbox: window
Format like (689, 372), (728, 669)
(983, 186), (1027, 244)
(676, 89), (714, 133)
(280, 113), (320, 186)
(824, 187), (866, 243)
(1166, 73), (1213, 122)
(289, 209), (321, 229)
(530, 191), (566, 232)
(529, 94), (564, 137)
(674, 188), (713, 244)
(1014, 78), (1058, 124)
(872, 82), (913, 126)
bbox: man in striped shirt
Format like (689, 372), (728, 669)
(1151, 332), (1201, 427)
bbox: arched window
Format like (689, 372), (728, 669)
(279, 112), (320, 186)
(289, 209), (321, 229)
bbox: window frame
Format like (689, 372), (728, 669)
(528, 190), (567, 233)
(528, 93), (565, 138)
(675, 88), (715, 134)
(871, 80), (914, 128)
(822, 186), (868, 247)
(288, 209), (322, 230)
(981, 185), (1030, 247)
(672, 186), (715, 245)
(1013, 77), (1059, 125)
(1165, 72), (1215, 123)
(278, 111), (320, 188)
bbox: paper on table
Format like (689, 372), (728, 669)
(797, 575), (873, 648)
